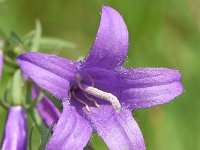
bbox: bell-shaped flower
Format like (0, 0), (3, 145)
(32, 86), (61, 127)
(17, 6), (183, 150)
(1, 106), (27, 150)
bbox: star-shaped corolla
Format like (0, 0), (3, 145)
(17, 6), (183, 150)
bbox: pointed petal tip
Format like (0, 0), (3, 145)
(118, 68), (184, 109)
(102, 5), (113, 11)
(17, 52), (78, 100)
(17, 52), (31, 59)
(83, 5), (128, 69)
(17, 52), (35, 66)
(101, 5), (117, 12)
(82, 106), (146, 150)
(175, 81), (184, 96)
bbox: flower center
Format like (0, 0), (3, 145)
(70, 73), (121, 112)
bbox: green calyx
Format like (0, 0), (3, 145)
(11, 69), (26, 106)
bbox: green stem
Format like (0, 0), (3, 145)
(84, 142), (95, 150)
(38, 124), (54, 150)
(29, 108), (48, 135)
(0, 100), (9, 109)
(29, 123), (35, 150)
(4, 56), (18, 68)
(26, 92), (44, 110)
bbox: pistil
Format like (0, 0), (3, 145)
(76, 73), (121, 112)
(83, 85), (121, 112)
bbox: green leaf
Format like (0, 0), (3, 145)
(8, 32), (25, 54)
(0, 40), (4, 49)
(84, 144), (96, 150)
(4, 55), (18, 69)
(37, 87), (62, 111)
(29, 108), (49, 135)
(26, 91), (44, 110)
(29, 123), (35, 150)
(10, 32), (23, 45)
(11, 69), (24, 105)
(3, 78), (12, 104)
(38, 123), (54, 150)
(31, 20), (42, 52)
(39, 37), (76, 50)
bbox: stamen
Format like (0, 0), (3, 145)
(76, 73), (121, 112)
(84, 73), (94, 87)
(72, 89), (91, 112)
(68, 90), (72, 100)
(83, 92), (100, 108)
(83, 86), (121, 112)
(76, 73), (94, 89)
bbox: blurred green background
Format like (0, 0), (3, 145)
(0, 0), (200, 149)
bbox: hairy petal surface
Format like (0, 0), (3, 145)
(118, 68), (183, 109)
(1, 106), (27, 150)
(82, 6), (128, 69)
(17, 52), (79, 100)
(32, 86), (61, 127)
(45, 102), (92, 150)
(83, 106), (146, 150)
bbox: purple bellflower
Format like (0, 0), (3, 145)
(23, 73), (60, 127)
(32, 86), (61, 127)
(17, 6), (183, 150)
(1, 106), (27, 150)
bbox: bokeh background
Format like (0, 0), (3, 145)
(0, 0), (200, 149)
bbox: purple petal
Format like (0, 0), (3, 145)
(0, 50), (3, 79)
(80, 67), (119, 96)
(118, 68), (183, 109)
(32, 86), (61, 127)
(83, 106), (145, 150)
(17, 52), (79, 100)
(45, 102), (92, 150)
(1, 106), (27, 150)
(82, 6), (128, 69)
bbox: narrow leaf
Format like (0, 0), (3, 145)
(29, 108), (48, 135)
(38, 123), (54, 150)
(29, 123), (35, 150)
(11, 69), (23, 105)
(31, 20), (42, 51)
(39, 37), (76, 50)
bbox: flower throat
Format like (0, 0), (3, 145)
(70, 73), (121, 112)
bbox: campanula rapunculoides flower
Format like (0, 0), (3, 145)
(1, 106), (27, 150)
(17, 6), (183, 150)
(23, 73), (60, 127)
(32, 86), (61, 127)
